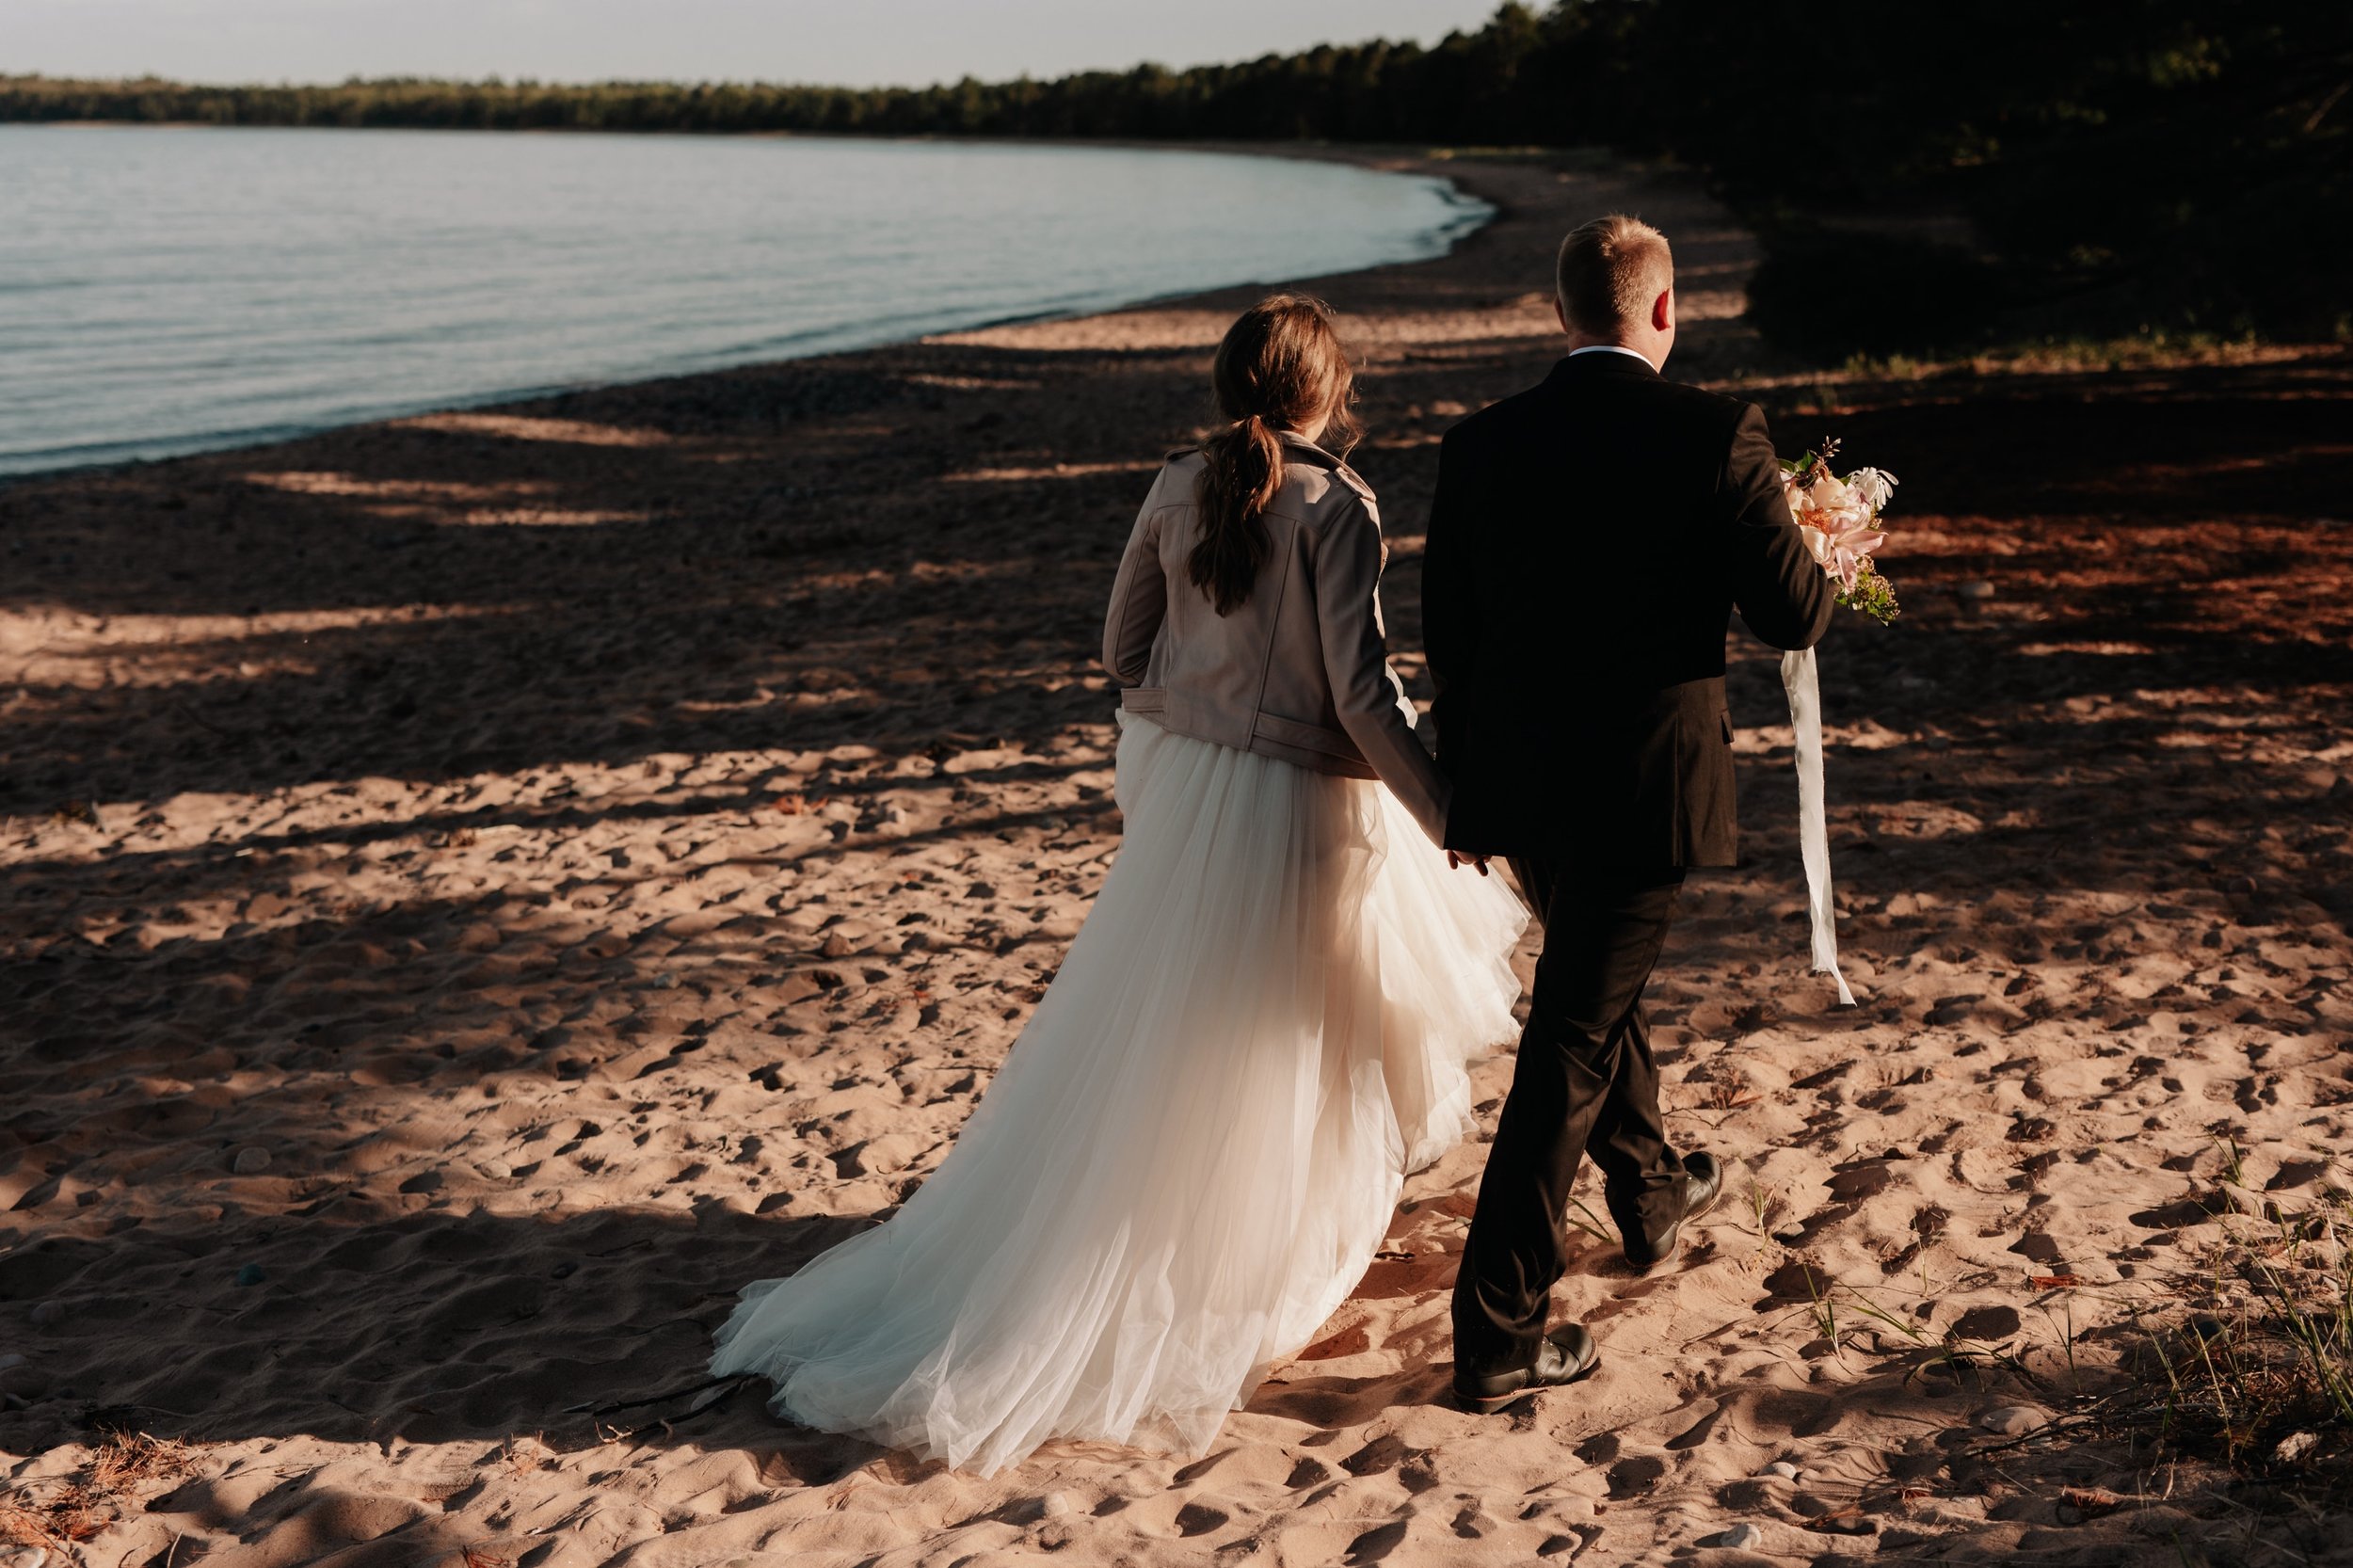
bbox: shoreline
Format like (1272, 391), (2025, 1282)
(3, 139), (2349, 1567)
(0, 135), (1494, 488)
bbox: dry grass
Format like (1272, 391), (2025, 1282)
(1743, 335), (2348, 421)
(1702, 1071), (1760, 1112)
(1950, 1178), (2353, 1547)
(0, 1428), (196, 1553)
(2093, 1196), (2353, 1481)
(1838, 329), (2311, 383)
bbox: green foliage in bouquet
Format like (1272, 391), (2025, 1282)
(1838, 566), (1899, 624)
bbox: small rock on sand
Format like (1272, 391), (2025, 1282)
(1698, 1523), (1762, 1549)
(232, 1145), (272, 1175)
(0, 1352), (25, 1370)
(1978, 1405), (2049, 1435)
(27, 1302), (62, 1327)
(1757, 1461), (1799, 1480)
(1001, 1493), (1066, 1524)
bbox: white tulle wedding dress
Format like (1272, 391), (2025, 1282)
(711, 708), (1528, 1474)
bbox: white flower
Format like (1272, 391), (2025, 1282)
(1847, 467), (1899, 513)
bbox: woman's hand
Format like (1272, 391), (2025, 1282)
(1446, 851), (1490, 876)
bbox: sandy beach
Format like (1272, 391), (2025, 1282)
(4, 142), (2351, 1567)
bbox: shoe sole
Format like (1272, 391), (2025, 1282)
(1452, 1350), (1601, 1414)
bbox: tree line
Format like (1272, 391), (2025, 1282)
(6, 1), (2345, 349)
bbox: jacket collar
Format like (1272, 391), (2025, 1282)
(1276, 428), (1375, 503)
(1277, 428), (1346, 466)
(1174, 430), (1348, 469)
(1545, 350), (1661, 385)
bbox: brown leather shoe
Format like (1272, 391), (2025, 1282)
(1452, 1323), (1599, 1413)
(1624, 1151), (1724, 1274)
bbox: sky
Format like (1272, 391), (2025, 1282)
(4, 1), (1515, 88)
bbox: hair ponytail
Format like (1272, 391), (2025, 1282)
(1189, 296), (1360, 616)
(1192, 412), (1286, 616)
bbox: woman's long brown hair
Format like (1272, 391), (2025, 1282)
(1190, 295), (1361, 616)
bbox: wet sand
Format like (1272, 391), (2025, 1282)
(4, 143), (2351, 1567)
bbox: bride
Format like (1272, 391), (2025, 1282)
(711, 295), (1528, 1475)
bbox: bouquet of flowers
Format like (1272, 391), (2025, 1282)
(1781, 438), (1899, 623)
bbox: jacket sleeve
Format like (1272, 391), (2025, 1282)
(1725, 403), (1837, 651)
(1313, 494), (1451, 846)
(1420, 424), (1474, 710)
(1100, 471), (1171, 685)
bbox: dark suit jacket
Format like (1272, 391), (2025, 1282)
(1421, 351), (1834, 867)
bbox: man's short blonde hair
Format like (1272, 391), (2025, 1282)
(1556, 214), (1673, 332)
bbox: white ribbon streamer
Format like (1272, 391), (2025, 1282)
(1781, 647), (1856, 1006)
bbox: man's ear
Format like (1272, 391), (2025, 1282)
(1653, 288), (1675, 333)
(1554, 296), (1571, 335)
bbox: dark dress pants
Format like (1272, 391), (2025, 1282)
(1450, 856), (1687, 1376)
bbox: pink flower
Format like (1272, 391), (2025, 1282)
(1800, 518), (1886, 591)
(1780, 453), (1899, 607)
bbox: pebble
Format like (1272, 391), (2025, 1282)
(1956, 579), (1995, 600)
(2276, 1430), (2319, 1462)
(1757, 1461), (1800, 1480)
(1697, 1523), (1762, 1549)
(27, 1302), (63, 1327)
(1978, 1404), (2047, 1435)
(233, 1264), (266, 1288)
(0, 1352), (24, 1370)
(1038, 1491), (1070, 1519)
(2, 1545), (50, 1568)
(477, 1159), (513, 1180)
(232, 1145), (272, 1175)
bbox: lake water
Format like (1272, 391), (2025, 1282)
(0, 126), (1487, 476)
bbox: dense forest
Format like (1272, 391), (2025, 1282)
(7, 1), (2346, 353)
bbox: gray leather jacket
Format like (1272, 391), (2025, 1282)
(1100, 432), (1449, 844)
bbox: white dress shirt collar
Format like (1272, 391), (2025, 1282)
(1568, 344), (1657, 370)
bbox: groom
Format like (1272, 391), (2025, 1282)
(1423, 214), (1834, 1409)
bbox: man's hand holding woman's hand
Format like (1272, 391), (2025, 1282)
(1446, 851), (1490, 876)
